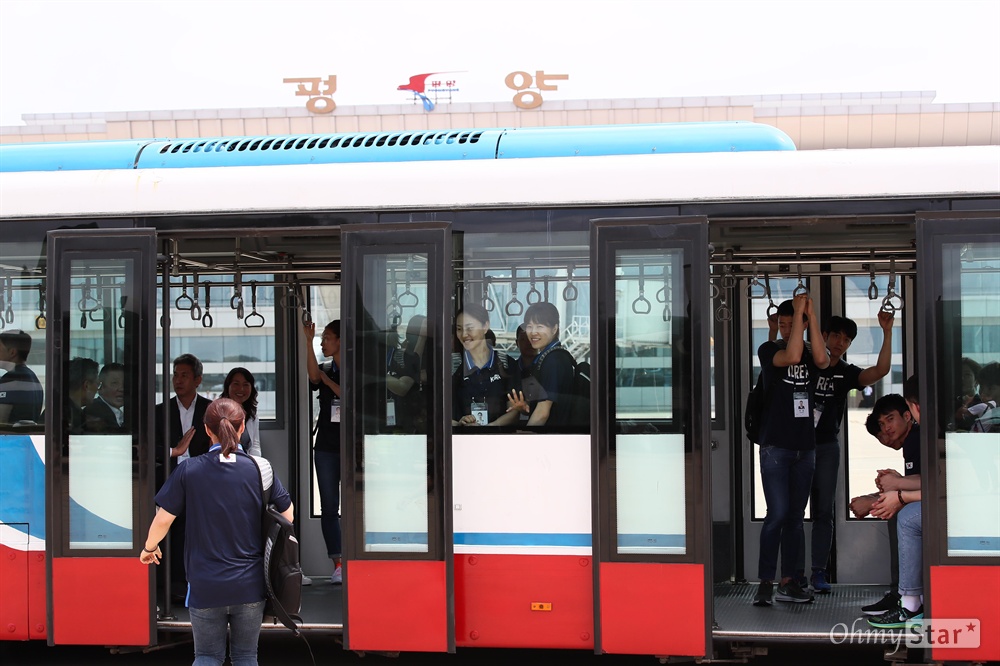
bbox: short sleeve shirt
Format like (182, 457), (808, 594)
(524, 344), (576, 427)
(0, 363), (43, 423)
(758, 340), (820, 451)
(154, 448), (291, 609)
(452, 348), (519, 424)
(813, 360), (864, 442)
(311, 359), (341, 453)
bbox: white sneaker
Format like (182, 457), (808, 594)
(331, 565), (342, 584)
(301, 574), (313, 586)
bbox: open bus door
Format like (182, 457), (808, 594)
(915, 212), (1000, 663)
(591, 217), (712, 658)
(340, 222), (454, 653)
(44, 228), (157, 646)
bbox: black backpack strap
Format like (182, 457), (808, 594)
(246, 455), (302, 635)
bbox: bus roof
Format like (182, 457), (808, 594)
(1, 146), (997, 220)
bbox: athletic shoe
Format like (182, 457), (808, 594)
(301, 575), (312, 586)
(810, 569), (831, 594)
(753, 581), (773, 607)
(775, 578), (814, 603)
(862, 591), (901, 615)
(331, 565), (342, 584)
(867, 603), (923, 629)
(793, 572), (809, 590)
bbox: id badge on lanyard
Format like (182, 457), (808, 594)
(471, 399), (488, 425)
(386, 399), (396, 427)
(793, 391), (810, 418)
(331, 399), (341, 423)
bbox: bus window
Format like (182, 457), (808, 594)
(939, 240), (1000, 557)
(0, 243), (46, 432)
(452, 227), (590, 432)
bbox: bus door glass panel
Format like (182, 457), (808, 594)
(362, 252), (431, 553)
(937, 239), (1000, 557)
(748, 276), (813, 520)
(67, 262), (136, 549)
(614, 251), (685, 554)
(841, 275), (907, 515)
(45, 228), (155, 647)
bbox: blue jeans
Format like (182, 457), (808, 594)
(189, 601), (265, 666)
(802, 440), (839, 572)
(314, 449), (342, 559)
(897, 502), (922, 596)
(758, 445), (815, 581)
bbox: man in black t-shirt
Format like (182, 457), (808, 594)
(753, 295), (830, 607)
(799, 311), (894, 593)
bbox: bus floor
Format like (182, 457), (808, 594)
(157, 582), (345, 634)
(713, 582), (891, 643)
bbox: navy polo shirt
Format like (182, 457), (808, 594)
(155, 447), (291, 609)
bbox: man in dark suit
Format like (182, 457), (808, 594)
(154, 353), (212, 603)
(84, 362), (126, 433)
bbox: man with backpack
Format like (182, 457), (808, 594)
(753, 295), (830, 607)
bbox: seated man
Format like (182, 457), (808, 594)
(0, 329), (43, 425)
(849, 393), (919, 616)
(867, 376), (924, 628)
(85, 363), (126, 433)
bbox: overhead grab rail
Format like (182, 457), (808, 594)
(190, 272), (203, 321)
(868, 251), (880, 300)
(201, 282), (214, 328)
(505, 266), (524, 316)
(35, 284), (46, 330)
(631, 261), (651, 315)
(245, 281), (265, 328)
(881, 256), (904, 314)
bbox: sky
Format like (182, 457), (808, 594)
(1, 0), (998, 126)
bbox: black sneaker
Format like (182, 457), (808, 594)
(862, 590), (900, 615)
(775, 579), (814, 603)
(867, 603), (923, 629)
(753, 581), (774, 607)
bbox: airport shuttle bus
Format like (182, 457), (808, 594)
(0, 123), (997, 662)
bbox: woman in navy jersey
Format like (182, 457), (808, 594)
(452, 303), (523, 427)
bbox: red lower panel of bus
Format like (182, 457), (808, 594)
(454, 554), (594, 649)
(599, 562), (705, 657)
(0, 544), (46, 640)
(930, 565), (1000, 663)
(51, 558), (150, 645)
(347, 560), (448, 652)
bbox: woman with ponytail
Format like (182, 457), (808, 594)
(139, 398), (294, 665)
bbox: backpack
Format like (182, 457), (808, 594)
(248, 455), (303, 635)
(744, 370), (768, 444)
(534, 347), (591, 427)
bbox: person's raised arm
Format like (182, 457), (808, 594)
(771, 294), (807, 367)
(806, 297), (830, 369)
(859, 310), (895, 386)
(303, 322), (322, 384)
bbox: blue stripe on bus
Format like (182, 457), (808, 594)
(454, 533), (592, 547)
(948, 536), (1000, 551)
(364, 532), (429, 545)
(617, 534), (686, 548)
